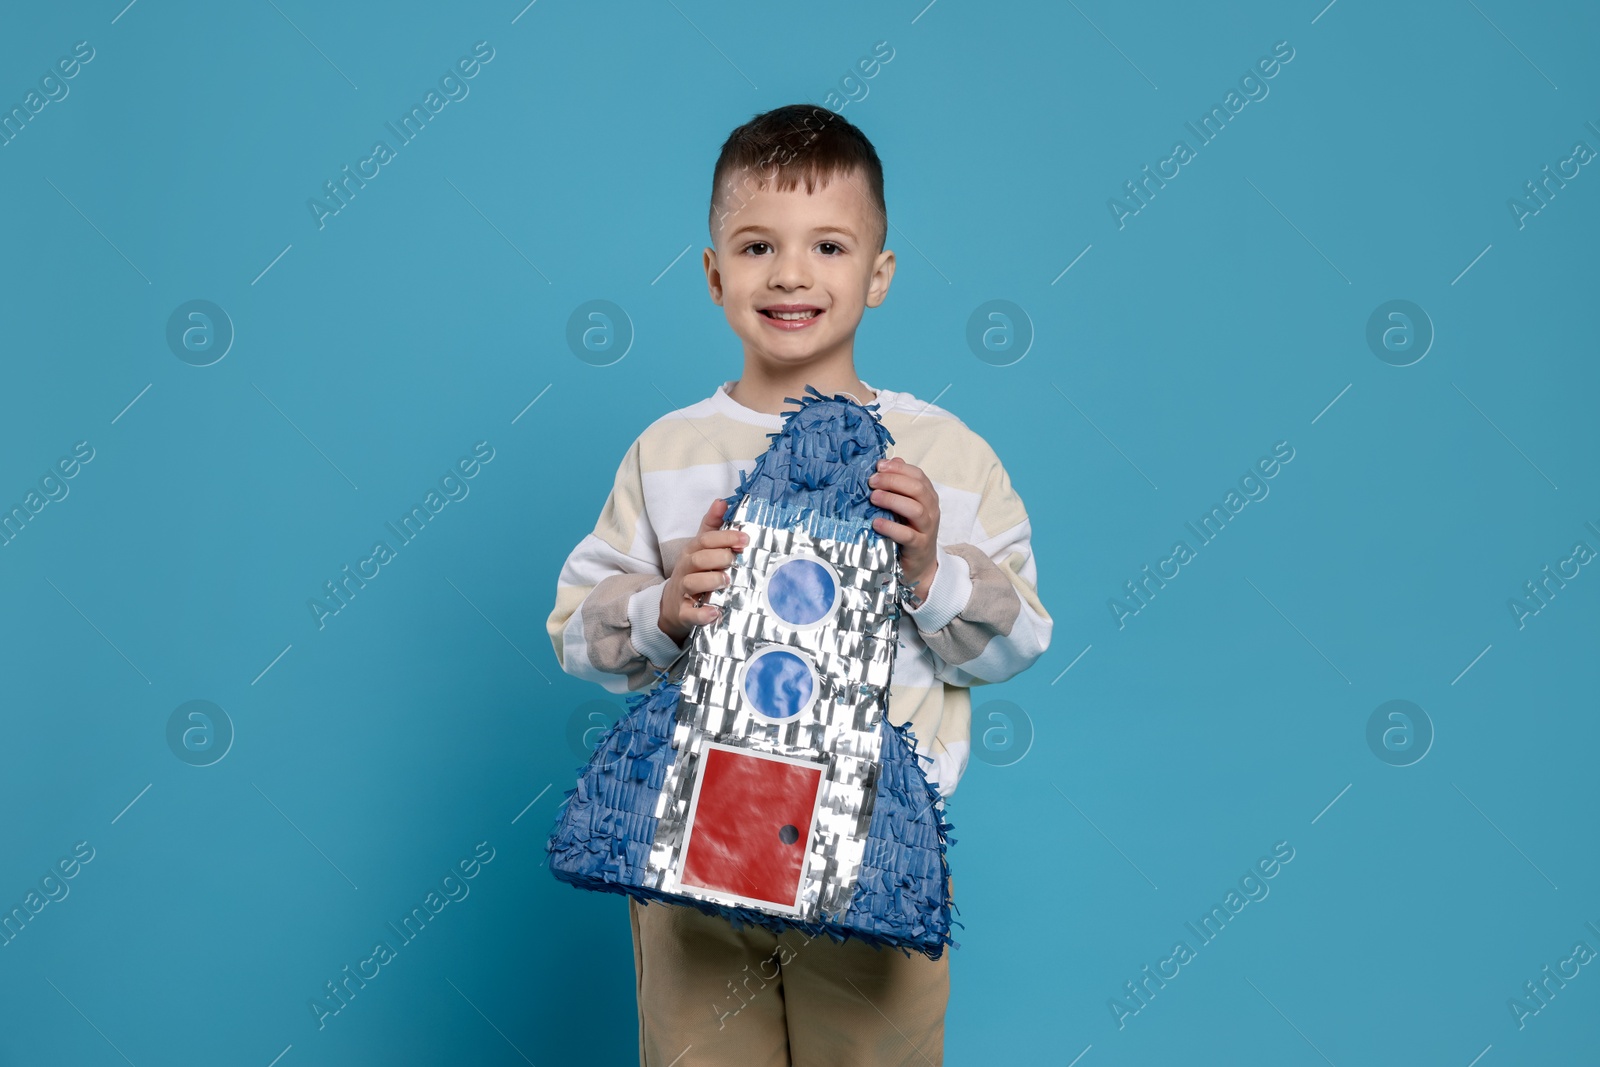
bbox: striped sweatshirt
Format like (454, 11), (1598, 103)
(545, 378), (1053, 797)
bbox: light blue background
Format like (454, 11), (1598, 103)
(1, 0), (1596, 1063)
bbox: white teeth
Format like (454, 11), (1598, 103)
(767, 309), (819, 320)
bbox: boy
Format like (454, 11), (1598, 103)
(546, 104), (1052, 1066)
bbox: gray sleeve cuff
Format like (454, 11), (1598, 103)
(907, 543), (972, 634)
(626, 579), (684, 669)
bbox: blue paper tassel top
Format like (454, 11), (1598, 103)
(722, 384), (899, 544)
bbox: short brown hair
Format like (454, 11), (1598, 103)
(709, 104), (887, 253)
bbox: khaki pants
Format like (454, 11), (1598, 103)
(629, 895), (950, 1066)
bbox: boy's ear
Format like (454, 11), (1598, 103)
(703, 247), (724, 305)
(865, 248), (896, 308)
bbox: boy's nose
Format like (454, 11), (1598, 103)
(768, 252), (811, 286)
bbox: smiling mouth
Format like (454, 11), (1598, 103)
(760, 309), (822, 320)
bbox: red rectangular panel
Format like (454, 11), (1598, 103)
(680, 745), (822, 910)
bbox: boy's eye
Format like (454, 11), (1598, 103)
(743, 241), (846, 256)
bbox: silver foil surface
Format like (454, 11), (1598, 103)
(642, 495), (904, 921)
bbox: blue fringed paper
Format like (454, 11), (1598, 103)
(547, 385), (959, 958)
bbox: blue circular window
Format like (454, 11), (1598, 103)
(741, 647), (817, 721)
(764, 556), (838, 628)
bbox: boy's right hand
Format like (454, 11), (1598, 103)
(658, 498), (749, 647)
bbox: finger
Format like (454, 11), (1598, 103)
(868, 470), (920, 496)
(684, 584), (725, 613)
(872, 515), (913, 544)
(674, 596), (720, 625)
(872, 463), (935, 494)
(699, 497), (728, 533)
(869, 489), (926, 525)
(689, 546), (738, 572)
(712, 528), (750, 551)
(683, 569), (732, 596)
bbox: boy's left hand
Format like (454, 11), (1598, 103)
(868, 457), (941, 597)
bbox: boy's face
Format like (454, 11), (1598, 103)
(704, 164), (895, 376)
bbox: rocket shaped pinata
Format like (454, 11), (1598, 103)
(546, 386), (956, 958)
